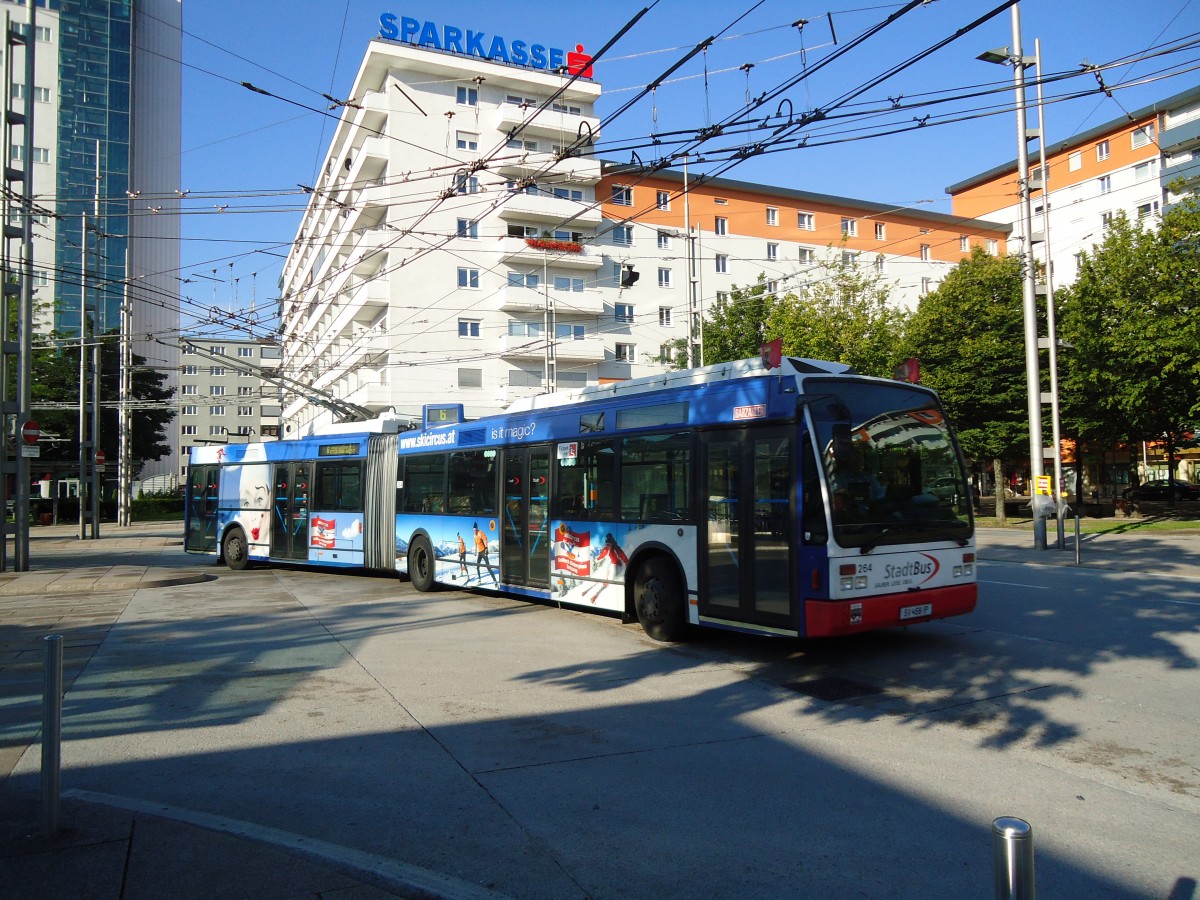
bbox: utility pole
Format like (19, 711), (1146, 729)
(118, 251), (132, 526)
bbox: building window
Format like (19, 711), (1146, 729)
(209, 426), (224, 437)
(506, 137), (538, 151)
(554, 276), (584, 292)
(1068, 151), (1082, 171)
(1098, 175), (1111, 195)
(921, 277), (932, 296)
(841, 250), (858, 266)
(210, 366), (226, 376)
(875, 222), (886, 240)
(615, 303), (634, 324)
(1101, 210), (1114, 228)
(237, 347), (253, 358)
(456, 85), (478, 106)
(550, 187), (583, 202)
(656, 190), (670, 210)
(11, 84), (51, 103)
(238, 406), (254, 417)
(1131, 124), (1155, 148)
(766, 280), (779, 295)
(1096, 140), (1110, 161)
(1136, 200), (1160, 219)
(612, 225), (633, 246)
(658, 267), (672, 288)
(715, 291), (729, 304)
(210, 385), (225, 397)
(715, 253), (728, 273)
(209, 346), (226, 356)
(457, 218), (479, 239)
(714, 216), (727, 235)
(453, 173), (479, 194)
(457, 268), (480, 288)
(509, 321), (543, 337)
(657, 230), (672, 250)
(611, 184), (633, 206)
(615, 343), (636, 362)
(798, 247), (814, 265)
(797, 211), (815, 230)
(920, 244), (931, 262)
(181, 384), (197, 396)
(238, 386), (254, 397)
(456, 131), (478, 151)
(182, 405), (197, 416)
(210, 406), (226, 417)
(458, 368), (483, 389)
(182, 365), (198, 375)
(556, 324), (585, 340)
(507, 272), (539, 289)
(458, 319), (481, 338)
(10, 145), (50, 164)
(959, 235), (969, 252)
(841, 217), (857, 237)
(181, 425), (197, 436)
(659, 307), (673, 327)
(766, 206), (778, 226)
(766, 242), (778, 261)
(1133, 160), (1157, 182)
(987, 239), (998, 255)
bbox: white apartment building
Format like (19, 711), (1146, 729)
(279, 24), (1009, 435)
(177, 338), (282, 476)
(948, 84), (1200, 289)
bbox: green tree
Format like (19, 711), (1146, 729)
(699, 276), (778, 365)
(32, 332), (176, 477)
(764, 249), (907, 377)
(903, 248), (1027, 522)
(1057, 201), (1200, 492)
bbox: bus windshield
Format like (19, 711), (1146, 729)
(807, 380), (973, 552)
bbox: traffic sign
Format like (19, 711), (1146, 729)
(95, 450), (106, 468)
(20, 420), (39, 444)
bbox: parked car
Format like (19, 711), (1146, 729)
(1122, 479), (1200, 501)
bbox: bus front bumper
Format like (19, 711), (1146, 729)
(803, 583), (978, 637)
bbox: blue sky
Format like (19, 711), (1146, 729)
(178, 0), (1200, 330)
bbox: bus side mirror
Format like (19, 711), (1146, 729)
(831, 424), (854, 460)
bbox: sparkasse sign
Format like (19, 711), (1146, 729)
(378, 13), (593, 77)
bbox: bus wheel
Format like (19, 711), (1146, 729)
(409, 536), (436, 592)
(223, 527), (250, 571)
(634, 557), (686, 642)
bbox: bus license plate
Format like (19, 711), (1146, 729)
(900, 602), (932, 620)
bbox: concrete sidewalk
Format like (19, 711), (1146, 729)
(1, 520), (1197, 899)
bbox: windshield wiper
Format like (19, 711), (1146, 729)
(859, 528), (892, 555)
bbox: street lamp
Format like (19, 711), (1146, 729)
(978, 4), (1050, 551)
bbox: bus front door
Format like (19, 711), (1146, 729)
(270, 463), (311, 561)
(700, 429), (794, 628)
(185, 465), (219, 552)
(501, 447), (550, 587)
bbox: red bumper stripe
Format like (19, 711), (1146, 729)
(804, 584), (977, 637)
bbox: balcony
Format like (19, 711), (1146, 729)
(493, 285), (604, 315)
(342, 381), (397, 411)
(499, 236), (604, 269)
(491, 105), (600, 143)
(1161, 116), (1200, 154)
(498, 334), (605, 362)
(493, 149), (601, 183)
(497, 193), (601, 226)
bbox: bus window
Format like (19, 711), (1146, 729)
(555, 439), (614, 518)
(448, 450), (497, 515)
(620, 432), (691, 521)
(801, 434), (828, 545)
(316, 461), (363, 511)
(402, 454), (446, 514)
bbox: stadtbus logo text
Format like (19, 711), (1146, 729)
(379, 14), (593, 76)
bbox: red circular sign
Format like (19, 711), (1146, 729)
(95, 450), (106, 466)
(21, 420), (39, 444)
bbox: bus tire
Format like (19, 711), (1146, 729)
(634, 556), (686, 642)
(409, 535), (436, 592)
(223, 527), (251, 571)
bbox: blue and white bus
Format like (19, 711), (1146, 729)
(186, 356), (977, 640)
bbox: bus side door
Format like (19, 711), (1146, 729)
(501, 446), (551, 587)
(699, 427), (794, 628)
(271, 463), (311, 560)
(185, 465), (219, 552)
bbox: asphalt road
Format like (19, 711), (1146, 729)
(5, 547), (1199, 898)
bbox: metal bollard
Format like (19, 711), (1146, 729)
(1074, 514), (1081, 567)
(42, 634), (63, 837)
(992, 816), (1035, 899)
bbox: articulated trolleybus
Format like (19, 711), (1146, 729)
(185, 357), (977, 640)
